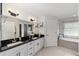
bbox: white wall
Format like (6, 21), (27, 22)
(37, 16), (46, 34)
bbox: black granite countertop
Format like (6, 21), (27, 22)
(0, 36), (44, 52)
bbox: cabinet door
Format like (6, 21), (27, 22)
(0, 51), (6, 56)
(34, 39), (40, 54)
(0, 48), (18, 56)
(20, 44), (28, 56)
(40, 38), (43, 49)
(27, 41), (34, 56)
(40, 38), (44, 48)
(38, 39), (41, 51)
(34, 40), (38, 54)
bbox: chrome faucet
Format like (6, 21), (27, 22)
(12, 32), (16, 43)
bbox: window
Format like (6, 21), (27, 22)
(64, 22), (79, 37)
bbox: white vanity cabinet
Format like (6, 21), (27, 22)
(34, 39), (41, 55)
(27, 41), (34, 56)
(14, 44), (28, 56)
(18, 44), (28, 56)
(39, 38), (44, 49)
(34, 37), (44, 55)
(0, 37), (44, 56)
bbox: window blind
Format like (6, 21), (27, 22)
(64, 22), (79, 37)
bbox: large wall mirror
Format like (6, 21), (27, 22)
(2, 20), (15, 40)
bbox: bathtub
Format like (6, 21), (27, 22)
(58, 37), (78, 52)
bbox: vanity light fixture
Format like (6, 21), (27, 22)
(8, 10), (19, 17)
(30, 18), (35, 22)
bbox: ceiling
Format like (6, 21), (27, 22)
(3, 3), (78, 19)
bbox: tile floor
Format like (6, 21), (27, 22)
(35, 47), (77, 56)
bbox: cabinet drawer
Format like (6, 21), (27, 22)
(28, 49), (34, 56)
(28, 49), (33, 53)
(28, 52), (33, 56)
(28, 41), (33, 45)
(28, 46), (33, 50)
(28, 41), (34, 49)
(35, 42), (40, 47)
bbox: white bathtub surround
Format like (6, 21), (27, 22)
(35, 47), (77, 56)
(60, 37), (78, 43)
(58, 37), (78, 52)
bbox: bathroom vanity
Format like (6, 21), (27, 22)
(0, 36), (45, 56)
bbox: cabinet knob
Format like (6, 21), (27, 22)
(16, 52), (20, 56)
(29, 53), (32, 56)
(37, 43), (39, 45)
(16, 53), (18, 56)
(18, 52), (20, 56)
(29, 43), (32, 45)
(29, 47), (32, 50)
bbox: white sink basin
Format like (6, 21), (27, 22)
(7, 41), (23, 47)
(32, 37), (38, 40)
